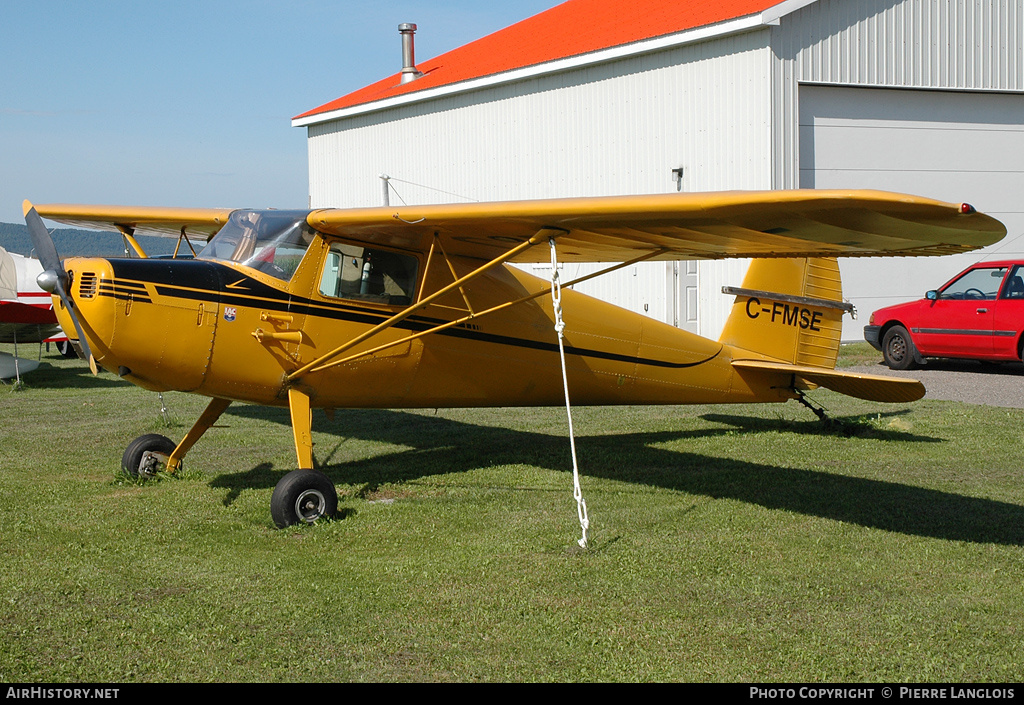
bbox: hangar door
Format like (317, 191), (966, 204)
(799, 85), (1024, 341)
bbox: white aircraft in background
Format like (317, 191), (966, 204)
(0, 245), (70, 379)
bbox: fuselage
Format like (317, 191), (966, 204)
(54, 231), (792, 410)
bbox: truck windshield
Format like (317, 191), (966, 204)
(199, 210), (315, 281)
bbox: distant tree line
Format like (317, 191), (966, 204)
(0, 221), (185, 258)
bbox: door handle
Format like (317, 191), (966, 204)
(976, 308), (988, 313)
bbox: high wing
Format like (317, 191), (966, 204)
(32, 190), (1005, 262)
(308, 190), (1006, 262)
(29, 203), (233, 240)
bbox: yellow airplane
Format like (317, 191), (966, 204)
(23, 191), (1005, 527)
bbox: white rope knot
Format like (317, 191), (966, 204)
(549, 237), (589, 549)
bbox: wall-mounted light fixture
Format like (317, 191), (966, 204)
(671, 167), (684, 192)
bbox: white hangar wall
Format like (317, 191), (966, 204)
(304, 0), (1024, 341)
(308, 31), (773, 204)
(306, 30), (774, 337)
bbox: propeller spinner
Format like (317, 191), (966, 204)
(23, 200), (97, 374)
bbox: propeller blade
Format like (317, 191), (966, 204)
(52, 276), (96, 372)
(23, 200), (97, 374)
(22, 201), (64, 277)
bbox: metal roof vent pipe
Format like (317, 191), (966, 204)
(399, 23), (423, 84)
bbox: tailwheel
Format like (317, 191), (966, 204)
(271, 469), (338, 528)
(121, 434), (177, 478)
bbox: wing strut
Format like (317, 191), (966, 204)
(115, 225), (149, 259)
(285, 227), (566, 383)
(549, 237), (589, 550)
(173, 226), (199, 259)
(304, 247), (670, 375)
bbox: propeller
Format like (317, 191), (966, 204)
(23, 200), (98, 374)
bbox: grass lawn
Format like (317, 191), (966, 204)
(836, 341), (884, 367)
(1, 342), (1022, 682)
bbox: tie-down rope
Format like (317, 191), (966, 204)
(549, 237), (589, 549)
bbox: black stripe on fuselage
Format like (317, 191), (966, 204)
(105, 258), (720, 370)
(97, 280), (152, 304)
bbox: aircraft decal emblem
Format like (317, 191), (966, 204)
(224, 306), (237, 322)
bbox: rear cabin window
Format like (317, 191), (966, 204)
(1000, 265), (1024, 299)
(318, 242), (418, 305)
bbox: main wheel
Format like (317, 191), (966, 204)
(882, 325), (918, 370)
(56, 340), (78, 359)
(271, 469), (338, 528)
(121, 434), (177, 478)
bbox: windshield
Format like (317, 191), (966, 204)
(199, 210), (315, 281)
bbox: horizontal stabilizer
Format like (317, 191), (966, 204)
(732, 359), (925, 403)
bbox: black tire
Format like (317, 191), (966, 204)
(271, 469), (338, 528)
(56, 340), (78, 359)
(121, 434), (177, 478)
(882, 325), (917, 370)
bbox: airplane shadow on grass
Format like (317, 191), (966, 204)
(1, 359), (129, 390)
(213, 406), (1024, 546)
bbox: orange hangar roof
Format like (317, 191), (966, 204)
(292, 0), (811, 126)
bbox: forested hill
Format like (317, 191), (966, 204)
(0, 221), (184, 257)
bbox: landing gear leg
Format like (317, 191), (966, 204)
(794, 389), (830, 423)
(270, 387), (337, 527)
(121, 397), (231, 477)
(287, 387), (314, 470)
(165, 397), (232, 472)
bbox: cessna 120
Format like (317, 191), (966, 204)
(23, 191), (1004, 527)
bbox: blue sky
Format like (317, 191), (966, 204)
(1, 1), (559, 225)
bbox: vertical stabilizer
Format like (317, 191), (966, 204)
(718, 258), (850, 368)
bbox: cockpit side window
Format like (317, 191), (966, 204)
(198, 210), (315, 282)
(318, 241), (418, 306)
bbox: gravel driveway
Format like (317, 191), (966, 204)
(846, 360), (1024, 408)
